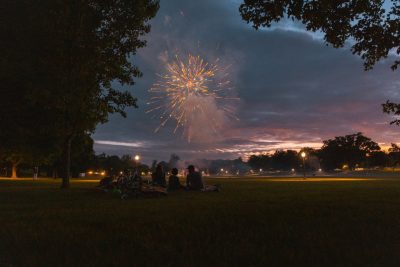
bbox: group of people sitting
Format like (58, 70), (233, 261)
(96, 164), (220, 199)
(153, 164), (221, 192)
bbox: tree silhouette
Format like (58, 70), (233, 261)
(319, 132), (380, 170)
(388, 143), (400, 169)
(1, 0), (159, 186)
(240, 0), (400, 70)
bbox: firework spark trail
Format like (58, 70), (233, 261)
(147, 54), (238, 142)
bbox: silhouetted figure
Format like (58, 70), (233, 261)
(121, 169), (143, 199)
(168, 168), (182, 191)
(97, 176), (115, 192)
(186, 165), (204, 190)
(186, 165), (221, 192)
(96, 169), (167, 198)
(152, 164), (166, 187)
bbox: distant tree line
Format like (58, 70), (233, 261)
(248, 150), (303, 171)
(76, 133), (400, 175)
(2, 132), (400, 177)
(0, 151), (146, 179)
(88, 133), (400, 175)
(248, 133), (400, 172)
(65, 153), (250, 177)
(0, 152), (182, 178)
(3, 132), (400, 177)
(0, 133), (94, 178)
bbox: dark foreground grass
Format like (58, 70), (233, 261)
(1, 177), (400, 266)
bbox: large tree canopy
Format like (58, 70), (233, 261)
(319, 132), (380, 170)
(240, 0), (400, 71)
(1, 0), (159, 186)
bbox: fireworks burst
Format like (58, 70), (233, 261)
(147, 54), (238, 142)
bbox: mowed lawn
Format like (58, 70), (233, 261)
(1, 177), (400, 266)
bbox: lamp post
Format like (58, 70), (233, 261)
(301, 152), (306, 179)
(134, 155), (140, 168)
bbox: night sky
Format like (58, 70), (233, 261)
(93, 0), (400, 164)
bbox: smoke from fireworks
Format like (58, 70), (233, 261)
(147, 54), (238, 142)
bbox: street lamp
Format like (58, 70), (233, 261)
(134, 155), (140, 168)
(301, 152), (306, 179)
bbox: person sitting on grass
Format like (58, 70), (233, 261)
(96, 176), (114, 192)
(168, 168), (182, 191)
(119, 169), (142, 199)
(152, 164), (166, 187)
(186, 165), (221, 192)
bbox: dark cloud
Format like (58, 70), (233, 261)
(93, 0), (400, 164)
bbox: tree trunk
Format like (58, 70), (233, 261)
(11, 163), (18, 178)
(61, 137), (72, 188)
(52, 167), (58, 179)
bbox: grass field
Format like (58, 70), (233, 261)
(1, 177), (400, 266)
